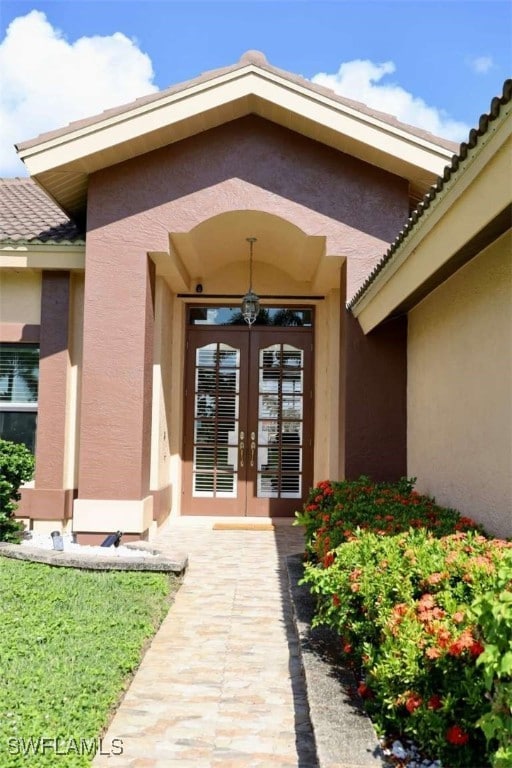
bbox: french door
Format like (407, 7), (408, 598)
(182, 325), (313, 516)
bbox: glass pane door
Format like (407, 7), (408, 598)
(256, 344), (304, 499)
(193, 342), (240, 498)
(183, 325), (313, 516)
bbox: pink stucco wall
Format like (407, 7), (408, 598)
(79, 116), (409, 502)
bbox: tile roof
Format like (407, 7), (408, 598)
(347, 78), (512, 310)
(16, 51), (457, 154)
(0, 178), (84, 244)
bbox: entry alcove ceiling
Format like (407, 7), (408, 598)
(150, 210), (343, 294)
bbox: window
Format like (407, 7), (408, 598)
(188, 306), (313, 326)
(0, 343), (39, 452)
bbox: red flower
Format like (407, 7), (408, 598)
(322, 552), (335, 568)
(357, 682), (373, 699)
(470, 640), (485, 658)
(446, 725), (469, 745)
(342, 641), (353, 654)
(332, 594), (341, 607)
(405, 692), (422, 713)
(428, 694), (443, 710)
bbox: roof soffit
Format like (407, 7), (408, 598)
(17, 61), (456, 221)
(350, 92), (512, 331)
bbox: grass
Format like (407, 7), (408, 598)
(0, 558), (180, 767)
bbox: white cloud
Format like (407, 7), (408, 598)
(0, 11), (158, 176)
(311, 59), (469, 143)
(468, 55), (493, 74)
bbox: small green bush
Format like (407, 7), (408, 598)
(0, 438), (34, 542)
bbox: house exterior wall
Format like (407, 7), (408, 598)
(71, 115), (409, 531)
(0, 268), (84, 530)
(343, 308), (407, 481)
(408, 230), (512, 537)
(0, 270), (41, 332)
(85, 116), (409, 298)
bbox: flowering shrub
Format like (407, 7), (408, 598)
(296, 476), (482, 566)
(298, 478), (511, 767)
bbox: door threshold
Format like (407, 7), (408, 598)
(169, 516), (297, 529)
(213, 521), (275, 531)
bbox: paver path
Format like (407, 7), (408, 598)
(93, 520), (317, 768)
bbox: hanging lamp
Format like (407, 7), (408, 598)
(241, 237), (260, 326)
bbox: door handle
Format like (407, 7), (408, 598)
(240, 431), (245, 468)
(250, 431), (256, 467)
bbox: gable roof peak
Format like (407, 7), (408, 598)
(239, 50), (268, 66)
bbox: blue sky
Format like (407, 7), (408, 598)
(1, 1), (511, 175)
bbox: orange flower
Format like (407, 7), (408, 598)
(332, 593), (341, 607)
(426, 647), (442, 660)
(436, 629), (452, 649)
(405, 692), (422, 713)
(418, 593), (436, 609)
(448, 628), (476, 656)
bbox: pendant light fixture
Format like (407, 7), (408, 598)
(241, 237), (260, 326)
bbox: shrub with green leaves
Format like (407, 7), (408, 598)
(0, 439), (34, 542)
(470, 549), (512, 768)
(302, 528), (512, 767)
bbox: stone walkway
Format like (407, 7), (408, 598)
(93, 520), (318, 768)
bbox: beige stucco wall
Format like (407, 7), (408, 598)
(0, 270), (41, 324)
(150, 277), (173, 494)
(408, 230), (512, 537)
(63, 272), (84, 489)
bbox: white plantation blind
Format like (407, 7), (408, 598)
(0, 344), (39, 404)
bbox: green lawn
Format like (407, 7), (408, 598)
(0, 558), (180, 767)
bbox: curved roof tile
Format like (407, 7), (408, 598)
(347, 79), (512, 310)
(0, 178), (84, 244)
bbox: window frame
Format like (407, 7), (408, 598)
(0, 342), (40, 451)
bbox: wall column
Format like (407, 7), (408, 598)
(21, 271), (75, 522)
(341, 306), (407, 481)
(74, 241), (155, 543)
